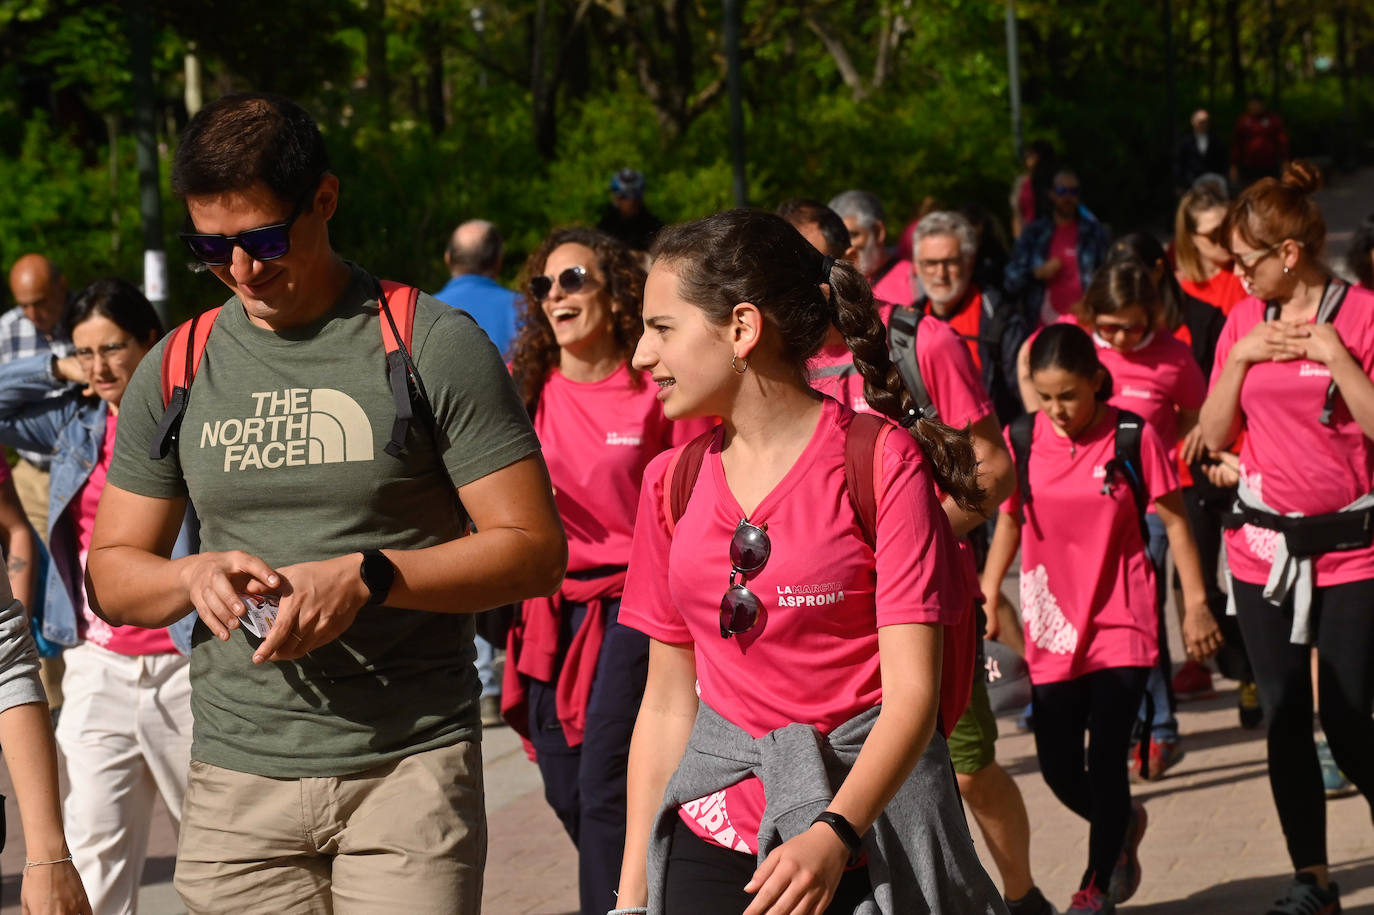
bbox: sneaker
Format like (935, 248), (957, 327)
(1107, 800), (1148, 903)
(1238, 681), (1264, 730)
(1065, 880), (1114, 914)
(1171, 661), (1217, 701)
(1133, 738), (1185, 782)
(1264, 872), (1341, 915)
(1006, 886), (1059, 915)
(1316, 734), (1357, 799)
(480, 695), (505, 728)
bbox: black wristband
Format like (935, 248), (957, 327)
(810, 811), (863, 866)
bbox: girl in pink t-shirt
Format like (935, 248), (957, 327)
(981, 324), (1218, 913)
(615, 210), (1002, 915)
(1199, 163), (1374, 914)
(504, 227), (708, 915)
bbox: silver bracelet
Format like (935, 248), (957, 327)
(24, 855), (72, 869)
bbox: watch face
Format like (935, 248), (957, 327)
(362, 550), (395, 603)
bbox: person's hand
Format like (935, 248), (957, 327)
(1034, 258), (1062, 281)
(1180, 424), (1209, 466)
(52, 356), (92, 398)
(980, 586), (1002, 641)
(1202, 450), (1241, 488)
(248, 553), (370, 663)
(1228, 320), (1303, 366)
(175, 551), (281, 641)
(1280, 321), (1351, 368)
(21, 859), (92, 915)
(742, 823), (849, 915)
(1182, 599), (1223, 662)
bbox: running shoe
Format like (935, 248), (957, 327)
(1171, 660), (1217, 701)
(1238, 681), (1264, 730)
(480, 695), (505, 728)
(1005, 886), (1059, 915)
(1132, 738), (1185, 781)
(1316, 734), (1358, 799)
(1264, 872), (1341, 915)
(1107, 800), (1147, 903)
(1064, 880), (1114, 914)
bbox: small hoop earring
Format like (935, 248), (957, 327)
(731, 354), (749, 374)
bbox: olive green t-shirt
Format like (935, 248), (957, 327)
(108, 265), (541, 777)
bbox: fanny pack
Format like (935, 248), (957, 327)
(1224, 505), (1374, 558)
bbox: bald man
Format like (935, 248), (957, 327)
(5, 253), (74, 710)
(433, 220), (520, 358)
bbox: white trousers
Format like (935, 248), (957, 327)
(56, 641), (193, 915)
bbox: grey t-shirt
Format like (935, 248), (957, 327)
(108, 264), (541, 777)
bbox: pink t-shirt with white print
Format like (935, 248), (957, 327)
(621, 397), (967, 853)
(1097, 331), (1206, 465)
(534, 365), (711, 575)
(1002, 408), (1177, 684)
(1210, 289), (1374, 587)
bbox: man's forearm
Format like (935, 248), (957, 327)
(86, 548), (196, 628)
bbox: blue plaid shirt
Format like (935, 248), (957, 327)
(0, 307), (72, 469)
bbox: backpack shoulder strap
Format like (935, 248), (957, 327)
(886, 307), (938, 424)
(377, 281), (422, 457)
(1264, 299), (1280, 322)
(1317, 280), (1351, 426)
(843, 413), (891, 549)
(1008, 413), (1035, 511)
(664, 427), (718, 534)
(1112, 409), (1152, 544)
(150, 307), (222, 460)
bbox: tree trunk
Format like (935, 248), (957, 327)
(530, 0), (557, 158)
(105, 113), (120, 257)
(1206, 0), (1218, 106)
(1225, 0), (1245, 105)
(367, 0), (392, 127)
(426, 41), (446, 134)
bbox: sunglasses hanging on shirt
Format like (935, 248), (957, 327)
(720, 519), (771, 639)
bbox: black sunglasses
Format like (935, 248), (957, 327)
(720, 519), (770, 639)
(178, 184), (316, 266)
(530, 265), (589, 303)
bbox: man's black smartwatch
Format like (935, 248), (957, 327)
(359, 550), (395, 606)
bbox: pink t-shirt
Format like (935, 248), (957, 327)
(621, 397), (967, 853)
(74, 412), (175, 655)
(1043, 222), (1083, 323)
(1210, 289), (1374, 587)
(871, 259), (913, 306)
(1096, 332), (1206, 464)
(534, 366), (710, 575)
(1002, 408), (1176, 684)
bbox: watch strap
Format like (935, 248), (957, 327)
(811, 810), (863, 866)
(360, 549), (394, 606)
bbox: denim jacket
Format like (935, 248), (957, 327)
(1003, 208), (1110, 325)
(0, 355), (196, 654)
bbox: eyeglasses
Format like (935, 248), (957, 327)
(1234, 243), (1282, 274)
(1053, 185), (1080, 197)
(530, 265), (590, 303)
(916, 257), (963, 273)
(178, 184), (316, 266)
(720, 519), (770, 639)
(73, 339), (135, 364)
(1095, 321), (1148, 338)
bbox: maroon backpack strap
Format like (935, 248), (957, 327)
(843, 413), (892, 548)
(663, 427), (719, 533)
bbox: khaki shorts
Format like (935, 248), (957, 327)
(946, 671), (998, 775)
(175, 740), (486, 914)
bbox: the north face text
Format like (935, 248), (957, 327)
(199, 388), (375, 472)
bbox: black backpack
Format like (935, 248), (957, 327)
(1008, 409), (1152, 545)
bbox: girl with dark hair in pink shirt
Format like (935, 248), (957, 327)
(981, 324), (1217, 915)
(503, 227), (708, 915)
(613, 209), (1002, 915)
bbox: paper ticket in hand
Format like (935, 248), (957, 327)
(239, 594), (280, 639)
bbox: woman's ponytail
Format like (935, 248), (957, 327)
(828, 260), (986, 513)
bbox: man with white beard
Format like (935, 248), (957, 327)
(912, 211), (1029, 425)
(828, 189), (912, 305)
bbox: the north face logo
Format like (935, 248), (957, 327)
(198, 388), (374, 472)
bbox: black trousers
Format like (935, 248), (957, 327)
(1032, 667), (1150, 890)
(664, 817), (873, 914)
(1232, 578), (1374, 870)
(526, 599), (649, 915)
(1181, 483), (1252, 682)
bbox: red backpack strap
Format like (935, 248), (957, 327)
(150, 307), (222, 460)
(843, 413), (891, 548)
(377, 282), (421, 458)
(663, 427), (718, 535)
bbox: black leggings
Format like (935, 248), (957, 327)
(664, 817), (873, 914)
(1032, 667), (1150, 890)
(1181, 484), (1252, 682)
(1232, 578), (1374, 870)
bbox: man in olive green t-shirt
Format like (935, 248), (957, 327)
(86, 93), (567, 914)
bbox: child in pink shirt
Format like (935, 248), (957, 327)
(981, 324), (1217, 914)
(502, 227), (709, 915)
(615, 210), (1002, 915)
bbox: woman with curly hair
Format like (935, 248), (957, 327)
(504, 226), (708, 915)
